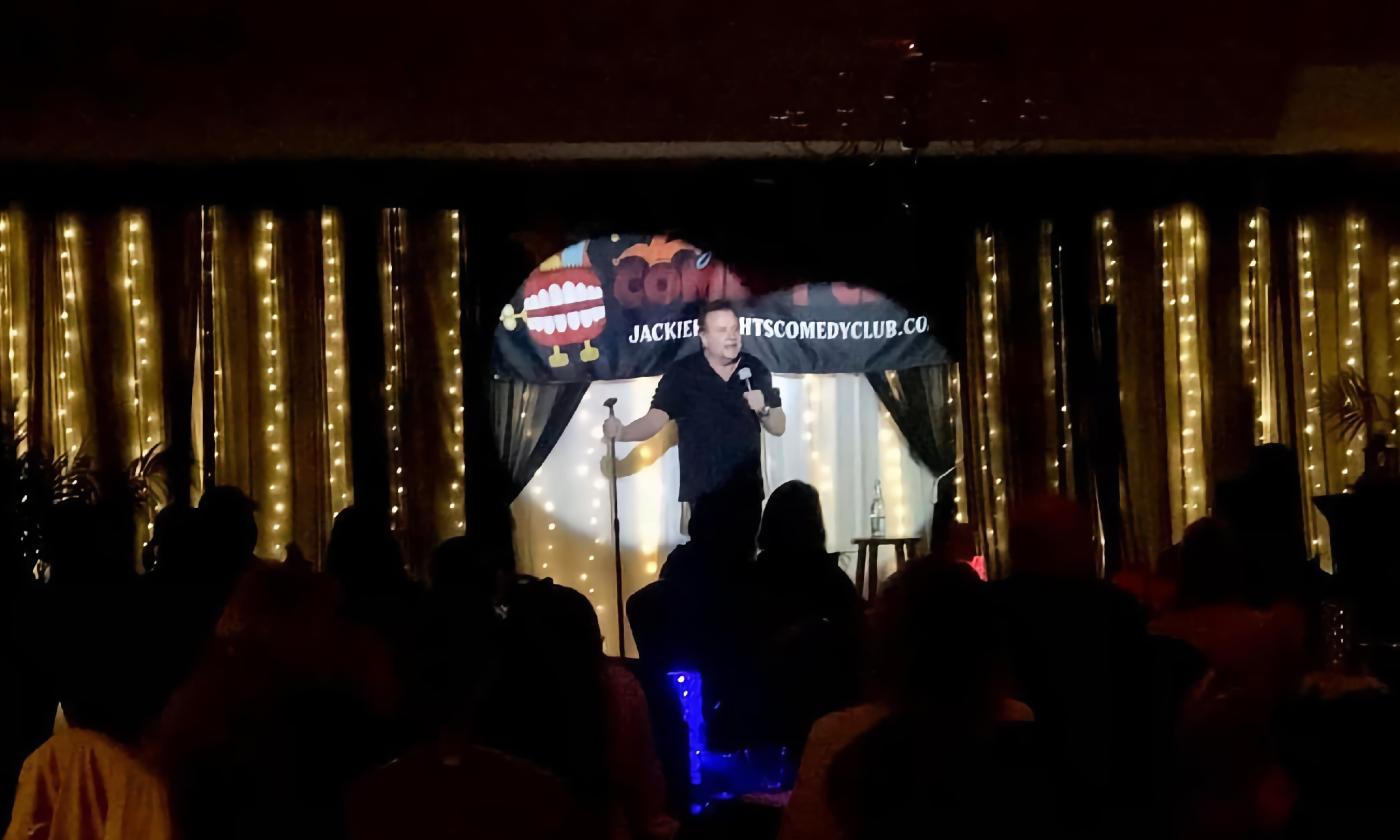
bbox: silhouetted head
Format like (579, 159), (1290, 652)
(1174, 517), (1256, 608)
(214, 560), (341, 656)
(489, 581), (609, 805)
(1219, 443), (1308, 573)
(325, 505), (405, 595)
(509, 581), (603, 662)
(871, 559), (1004, 720)
(1008, 495), (1097, 579)
(429, 534), (514, 615)
(145, 504), (203, 578)
(758, 480), (826, 556)
(198, 486), (258, 561)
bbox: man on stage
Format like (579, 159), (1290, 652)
(603, 301), (786, 555)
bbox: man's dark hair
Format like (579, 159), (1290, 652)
(699, 300), (738, 332)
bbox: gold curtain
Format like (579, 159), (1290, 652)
(0, 202), (462, 577)
(378, 208), (468, 570)
(949, 364), (968, 525)
(206, 209), (335, 563)
(115, 211), (163, 464)
(381, 209), (408, 533)
(46, 217), (94, 462)
(1241, 210), (1281, 444)
(965, 228), (1011, 576)
(1275, 211), (1393, 570)
(320, 210), (354, 520)
(0, 208), (31, 439)
(1389, 245), (1400, 443)
(1039, 222), (1073, 495)
(1157, 205), (1211, 543)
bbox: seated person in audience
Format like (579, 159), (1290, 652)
(145, 561), (396, 840)
(1151, 517), (1306, 839)
(1214, 444), (1315, 604)
(324, 505), (424, 644)
(7, 727), (173, 840)
(428, 526), (518, 620)
(1152, 518), (1306, 702)
(991, 495), (1154, 836)
(754, 481), (859, 635)
(780, 561), (1040, 840)
(629, 523), (761, 750)
(349, 542), (576, 840)
(483, 581), (677, 840)
(752, 481), (860, 753)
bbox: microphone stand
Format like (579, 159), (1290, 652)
(603, 398), (627, 658)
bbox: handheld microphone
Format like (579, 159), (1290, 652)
(738, 367), (752, 391)
(603, 397), (618, 412)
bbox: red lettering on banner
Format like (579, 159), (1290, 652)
(613, 257), (647, 307)
(645, 263), (681, 305)
(614, 252), (753, 308)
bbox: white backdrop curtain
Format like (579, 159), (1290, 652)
(511, 373), (936, 655)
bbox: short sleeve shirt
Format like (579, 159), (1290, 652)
(651, 351), (782, 502)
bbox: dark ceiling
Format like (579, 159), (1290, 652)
(5, 1), (1400, 160)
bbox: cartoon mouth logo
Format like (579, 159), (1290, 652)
(519, 266), (607, 367)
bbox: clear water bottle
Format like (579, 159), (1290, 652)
(870, 479), (886, 537)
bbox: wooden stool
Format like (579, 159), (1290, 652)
(852, 537), (921, 601)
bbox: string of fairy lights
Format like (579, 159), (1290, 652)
(447, 211), (466, 532)
(256, 213), (290, 558)
(949, 366), (965, 524)
(1296, 220), (1326, 558)
(56, 220), (82, 460)
(1158, 207), (1208, 540)
(1341, 215), (1367, 486)
(121, 212), (159, 458)
(1390, 247), (1400, 439)
(203, 207), (221, 487)
(1241, 211), (1272, 444)
(1096, 213), (1119, 305)
(321, 211), (353, 517)
(383, 209), (407, 530)
(0, 211), (24, 431)
(1040, 224), (1072, 494)
(1091, 212), (1122, 563)
(974, 229), (1009, 569)
(20, 207), (1400, 587)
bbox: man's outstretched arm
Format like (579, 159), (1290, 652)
(604, 408), (671, 443)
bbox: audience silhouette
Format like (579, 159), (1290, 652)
(2, 445), (1394, 840)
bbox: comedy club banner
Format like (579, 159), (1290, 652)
(494, 235), (946, 383)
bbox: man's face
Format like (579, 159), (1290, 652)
(700, 309), (742, 363)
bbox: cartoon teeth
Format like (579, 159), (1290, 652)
(520, 263), (608, 368)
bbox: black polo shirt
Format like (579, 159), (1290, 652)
(651, 351), (782, 503)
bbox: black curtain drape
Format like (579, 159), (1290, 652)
(490, 378), (588, 499)
(866, 365), (957, 498)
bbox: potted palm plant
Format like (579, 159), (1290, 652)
(1322, 368), (1398, 486)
